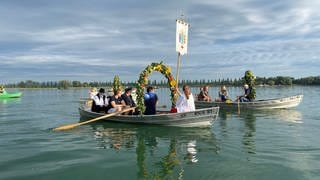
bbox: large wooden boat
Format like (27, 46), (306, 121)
(195, 94), (303, 110)
(79, 102), (219, 127)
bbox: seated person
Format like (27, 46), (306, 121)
(89, 87), (97, 99)
(0, 85), (5, 94)
(121, 87), (136, 107)
(238, 84), (251, 102)
(91, 88), (109, 113)
(121, 87), (137, 115)
(218, 85), (231, 102)
(176, 85), (195, 113)
(144, 86), (158, 115)
(106, 89), (127, 114)
(197, 85), (211, 101)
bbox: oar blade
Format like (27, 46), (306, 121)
(53, 124), (78, 131)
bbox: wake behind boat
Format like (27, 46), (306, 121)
(79, 101), (219, 127)
(195, 94), (303, 110)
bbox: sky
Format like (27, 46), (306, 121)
(0, 0), (320, 84)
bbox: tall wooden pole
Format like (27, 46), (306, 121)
(175, 52), (181, 89)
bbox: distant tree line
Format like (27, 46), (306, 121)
(3, 76), (320, 89)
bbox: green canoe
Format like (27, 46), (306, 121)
(0, 91), (22, 99)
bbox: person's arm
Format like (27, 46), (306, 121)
(176, 87), (183, 97)
(121, 100), (128, 107)
(110, 100), (117, 108)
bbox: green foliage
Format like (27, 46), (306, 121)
(293, 76), (320, 85)
(58, 80), (72, 89)
(113, 75), (122, 93)
(244, 70), (256, 100)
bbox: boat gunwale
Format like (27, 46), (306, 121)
(194, 94), (303, 110)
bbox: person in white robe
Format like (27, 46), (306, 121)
(176, 85), (195, 113)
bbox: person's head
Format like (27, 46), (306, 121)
(183, 85), (191, 99)
(125, 87), (133, 95)
(98, 88), (105, 95)
(147, 86), (155, 93)
(114, 89), (122, 96)
(244, 84), (249, 89)
(220, 85), (227, 91)
(90, 87), (97, 93)
(203, 85), (209, 91)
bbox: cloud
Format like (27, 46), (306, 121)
(0, 0), (319, 84)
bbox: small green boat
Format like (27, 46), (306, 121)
(0, 91), (22, 99)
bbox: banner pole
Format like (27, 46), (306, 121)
(176, 52), (181, 89)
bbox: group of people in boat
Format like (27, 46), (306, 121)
(90, 87), (137, 115)
(89, 83), (251, 115)
(197, 84), (252, 102)
(89, 84), (196, 115)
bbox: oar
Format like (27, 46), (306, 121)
(237, 98), (240, 115)
(53, 107), (135, 131)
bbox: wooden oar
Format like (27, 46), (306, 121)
(237, 98), (240, 115)
(53, 107), (135, 131)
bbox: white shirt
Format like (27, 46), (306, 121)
(176, 93), (195, 113)
(92, 94), (108, 106)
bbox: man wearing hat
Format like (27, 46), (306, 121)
(91, 88), (109, 113)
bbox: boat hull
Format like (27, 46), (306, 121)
(79, 105), (219, 127)
(0, 92), (22, 99)
(195, 94), (303, 110)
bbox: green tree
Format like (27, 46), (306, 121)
(58, 80), (71, 89)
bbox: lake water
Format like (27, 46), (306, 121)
(0, 86), (319, 180)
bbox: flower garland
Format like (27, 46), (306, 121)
(136, 62), (177, 114)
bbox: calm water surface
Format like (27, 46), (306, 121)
(0, 86), (319, 180)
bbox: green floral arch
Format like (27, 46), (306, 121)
(136, 62), (177, 114)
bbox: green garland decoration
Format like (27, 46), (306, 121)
(244, 70), (256, 100)
(136, 62), (177, 114)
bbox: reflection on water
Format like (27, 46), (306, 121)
(89, 123), (219, 179)
(268, 109), (303, 123)
(240, 112), (256, 154)
(0, 98), (21, 105)
(218, 108), (303, 155)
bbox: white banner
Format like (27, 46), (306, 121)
(176, 19), (188, 55)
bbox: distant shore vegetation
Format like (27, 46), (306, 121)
(3, 76), (320, 89)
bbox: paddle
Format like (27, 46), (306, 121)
(237, 98), (240, 115)
(53, 107), (135, 131)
